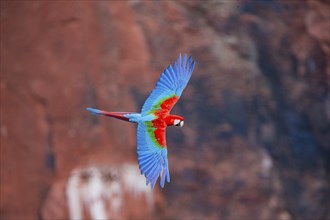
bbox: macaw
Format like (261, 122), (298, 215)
(87, 54), (196, 188)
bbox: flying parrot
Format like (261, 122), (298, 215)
(87, 54), (196, 188)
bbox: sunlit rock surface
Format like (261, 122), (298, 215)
(41, 165), (156, 219)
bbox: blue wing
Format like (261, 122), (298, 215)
(141, 54), (195, 116)
(137, 122), (170, 188)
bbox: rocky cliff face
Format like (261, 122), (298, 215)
(1, 1), (329, 219)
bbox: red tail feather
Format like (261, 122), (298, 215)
(98, 111), (131, 121)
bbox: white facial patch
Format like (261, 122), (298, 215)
(173, 119), (181, 126)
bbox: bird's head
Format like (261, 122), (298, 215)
(168, 115), (184, 127)
(174, 119), (184, 127)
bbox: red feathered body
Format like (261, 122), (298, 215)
(150, 96), (183, 147)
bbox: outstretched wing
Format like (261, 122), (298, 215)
(137, 122), (170, 188)
(141, 54), (195, 116)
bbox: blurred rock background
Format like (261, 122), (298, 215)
(1, 1), (329, 219)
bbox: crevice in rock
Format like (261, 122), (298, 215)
(28, 91), (56, 174)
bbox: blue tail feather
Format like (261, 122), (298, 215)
(86, 108), (102, 115)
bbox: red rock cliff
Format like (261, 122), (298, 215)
(1, 1), (329, 219)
